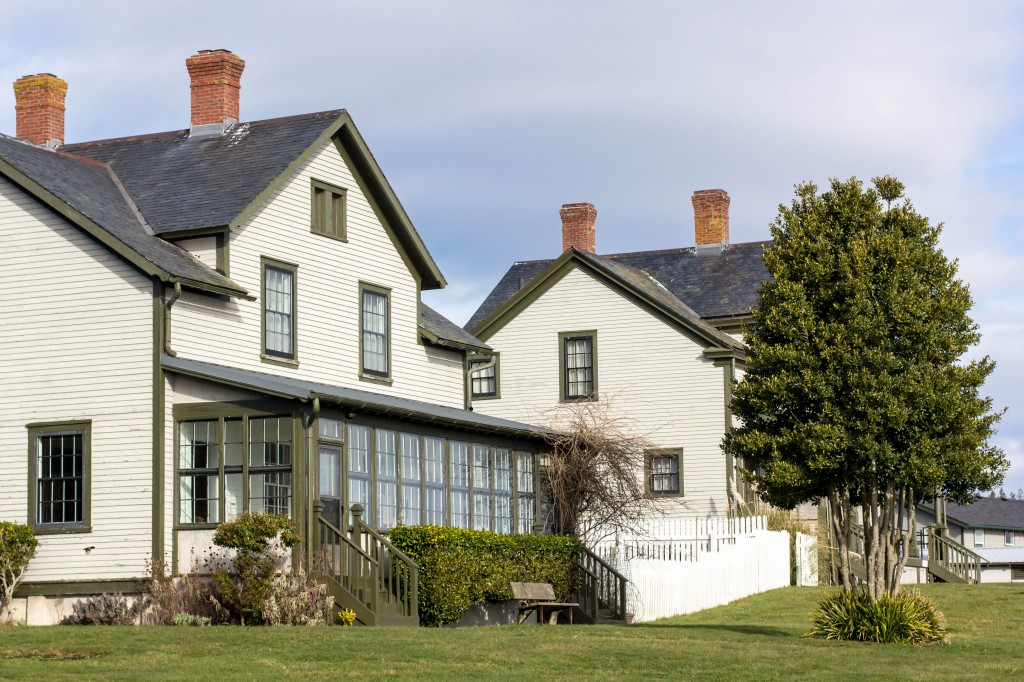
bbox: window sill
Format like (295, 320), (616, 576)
(359, 373), (393, 386)
(261, 354), (299, 369)
(33, 525), (92, 536)
(471, 394), (500, 401)
(310, 228), (348, 243)
(559, 395), (598, 404)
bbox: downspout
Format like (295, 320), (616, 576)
(463, 354), (497, 410)
(163, 281), (181, 357)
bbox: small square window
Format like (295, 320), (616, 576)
(469, 355), (499, 399)
(311, 179), (346, 241)
(646, 451), (681, 496)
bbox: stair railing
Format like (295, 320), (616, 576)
(578, 545), (628, 622)
(351, 505), (419, 621)
(928, 531), (982, 584)
(316, 513), (378, 612)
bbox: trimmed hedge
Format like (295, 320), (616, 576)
(386, 526), (580, 627)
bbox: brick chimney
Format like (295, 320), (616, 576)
(185, 49), (245, 129)
(692, 189), (730, 255)
(560, 202), (597, 253)
(13, 73), (67, 147)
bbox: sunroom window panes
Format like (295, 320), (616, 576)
(264, 265), (295, 358)
(362, 289), (389, 376)
(472, 444), (492, 531)
(249, 417), (292, 516)
(517, 452), (535, 533)
(348, 424), (372, 525)
(376, 429), (398, 529)
(224, 418), (244, 521)
(178, 420), (219, 525)
(400, 433), (422, 525)
(450, 442), (470, 528)
(319, 446), (341, 498)
(424, 436), (446, 525)
(495, 448), (513, 534)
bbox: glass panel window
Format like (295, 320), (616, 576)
(517, 452), (535, 533)
(469, 358), (497, 398)
(178, 419), (219, 525)
(400, 433), (422, 525)
(648, 453), (681, 495)
(250, 417), (292, 517)
(33, 428), (87, 528)
(1006, 530), (1016, 547)
(361, 288), (389, 377)
(348, 424), (372, 526)
(563, 335), (594, 399)
(450, 441), (470, 529)
(319, 418), (343, 441)
(974, 528), (984, 548)
(320, 445), (341, 498)
(263, 263), (296, 359)
(494, 448), (512, 534)
(424, 436), (446, 526)
(472, 444), (492, 531)
(376, 429), (398, 529)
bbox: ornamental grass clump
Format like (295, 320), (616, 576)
(806, 588), (949, 645)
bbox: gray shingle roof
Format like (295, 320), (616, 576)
(466, 241), (771, 332)
(64, 111), (342, 235)
(162, 355), (553, 440)
(420, 303), (491, 353)
(0, 133), (246, 295)
(922, 498), (1024, 531)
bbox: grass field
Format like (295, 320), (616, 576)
(1, 584), (1022, 680)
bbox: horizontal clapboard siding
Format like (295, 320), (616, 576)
(172, 141), (465, 407)
(475, 266), (729, 517)
(0, 176), (154, 581)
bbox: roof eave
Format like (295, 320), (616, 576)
(418, 326), (490, 354)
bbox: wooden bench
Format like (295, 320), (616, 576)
(511, 582), (579, 624)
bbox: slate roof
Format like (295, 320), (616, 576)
(465, 241), (771, 333)
(162, 355), (554, 440)
(0, 133), (246, 295)
(420, 303), (491, 353)
(922, 498), (1024, 531)
(64, 111), (341, 235)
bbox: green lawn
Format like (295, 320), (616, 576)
(1, 584), (1022, 681)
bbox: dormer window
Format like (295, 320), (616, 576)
(311, 179), (346, 241)
(469, 355), (499, 399)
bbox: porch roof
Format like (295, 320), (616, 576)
(162, 355), (556, 441)
(975, 547), (1024, 565)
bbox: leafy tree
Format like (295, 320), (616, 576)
(0, 521), (38, 621)
(724, 177), (1006, 600)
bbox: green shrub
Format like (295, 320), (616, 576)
(62, 593), (142, 626)
(806, 588), (950, 645)
(211, 512), (299, 625)
(386, 526), (580, 627)
(0, 521), (38, 621)
(172, 612), (211, 627)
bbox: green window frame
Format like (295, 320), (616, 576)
(645, 450), (683, 497)
(559, 330), (597, 401)
(311, 179), (347, 241)
(176, 414), (296, 527)
(27, 421), (91, 534)
(360, 283), (391, 381)
(261, 257), (298, 365)
(469, 354), (500, 399)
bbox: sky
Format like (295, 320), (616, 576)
(2, 1), (1021, 492)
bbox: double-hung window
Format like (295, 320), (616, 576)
(262, 258), (298, 363)
(310, 179), (346, 241)
(974, 528), (984, 548)
(360, 284), (390, 379)
(559, 331), (597, 401)
(469, 355), (499, 399)
(1006, 530), (1016, 547)
(29, 421), (91, 533)
(646, 451), (682, 496)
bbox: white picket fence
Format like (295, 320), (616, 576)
(591, 516), (790, 622)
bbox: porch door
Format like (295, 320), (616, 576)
(319, 444), (343, 528)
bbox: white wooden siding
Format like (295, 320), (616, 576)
(474, 266), (730, 517)
(173, 236), (217, 271)
(171, 140), (465, 408)
(0, 176), (154, 581)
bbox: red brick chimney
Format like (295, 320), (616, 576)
(692, 189), (729, 254)
(560, 202), (597, 253)
(185, 49), (245, 128)
(13, 73), (67, 147)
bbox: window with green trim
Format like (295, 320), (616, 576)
(178, 416), (293, 525)
(646, 451), (682, 496)
(560, 332), (597, 401)
(361, 286), (390, 378)
(29, 421), (91, 532)
(469, 355), (499, 398)
(311, 179), (346, 240)
(262, 259), (297, 361)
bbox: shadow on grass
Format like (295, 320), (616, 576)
(630, 623), (793, 637)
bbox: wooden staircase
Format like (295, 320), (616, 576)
(573, 545), (630, 624)
(846, 523), (980, 585)
(315, 506), (419, 626)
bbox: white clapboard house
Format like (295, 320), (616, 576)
(465, 194), (769, 521)
(0, 50), (554, 625)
